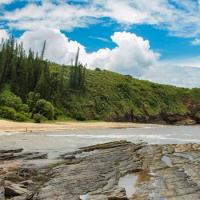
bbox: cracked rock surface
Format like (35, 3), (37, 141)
(1, 141), (200, 200)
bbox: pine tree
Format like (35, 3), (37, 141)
(69, 47), (86, 91)
(41, 40), (46, 60)
(36, 61), (50, 99)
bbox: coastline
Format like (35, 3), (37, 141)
(0, 120), (163, 133)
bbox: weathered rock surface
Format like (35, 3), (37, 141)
(0, 149), (47, 161)
(2, 141), (200, 199)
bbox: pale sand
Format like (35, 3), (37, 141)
(0, 120), (160, 133)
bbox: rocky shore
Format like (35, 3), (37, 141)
(1, 141), (200, 199)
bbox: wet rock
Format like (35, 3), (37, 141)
(20, 180), (34, 188)
(63, 155), (76, 160)
(88, 194), (108, 200)
(175, 144), (193, 152)
(4, 181), (29, 197)
(36, 141), (143, 200)
(0, 153), (15, 160)
(0, 149), (23, 154)
(2, 141), (200, 199)
(0, 149), (47, 161)
(23, 152), (48, 160)
(9, 192), (35, 200)
(0, 179), (5, 200)
(79, 140), (132, 151)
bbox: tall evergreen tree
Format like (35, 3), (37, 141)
(40, 40), (46, 60)
(69, 47), (86, 91)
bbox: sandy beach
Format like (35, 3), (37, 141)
(0, 120), (160, 133)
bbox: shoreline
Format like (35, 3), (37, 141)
(0, 120), (163, 133)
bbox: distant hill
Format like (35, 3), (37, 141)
(0, 38), (200, 124)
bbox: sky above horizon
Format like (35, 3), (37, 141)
(0, 0), (200, 88)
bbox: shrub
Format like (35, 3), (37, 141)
(74, 112), (86, 121)
(18, 104), (29, 113)
(27, 92), (41, 112)
(0, 106), (16, 120)
(34, 99), (55, 120)
(0, 90), (29, 112)
(0, 106), (30, 121)
(33, 113), (47, 123)
(95, 68), (101, 71)
(14, 113), (29, 122)
(54, 108), (63, 120)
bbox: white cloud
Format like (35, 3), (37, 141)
(3, 2), (100, 31)
(87, 32), (159, 76)
(0, 0), (12, 5)
(2, 0), (200, 38)
(20, 29), (159, 77)
(19, 29), (87, 65)
(0, 29), (8, 40)
(19, 29), (199, 88)
(97, 0), (200, 38)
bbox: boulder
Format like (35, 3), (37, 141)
(5, 181), (29, 197)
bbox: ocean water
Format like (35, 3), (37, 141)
(0, 125), (200, 159)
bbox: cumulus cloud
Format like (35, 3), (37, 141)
(20, 29), (159, 77)
(0, 29), (9, 40)
(19, 29), (199, 88)
(2, 0), (200, 38)
(87, 32), (159, 76)
(19, 29), (86, 65)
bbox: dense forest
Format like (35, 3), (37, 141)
(0, 38), (200, 124)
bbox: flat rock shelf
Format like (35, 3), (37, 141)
(1, 141), (200, 199)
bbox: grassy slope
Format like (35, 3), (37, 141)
(50, 64), (200, 122)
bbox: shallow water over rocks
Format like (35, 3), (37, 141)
(118, 174), (138, 198)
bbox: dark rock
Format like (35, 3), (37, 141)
(63, 155), (76, 160)
(0, 153), (15, 160)
(5, 181), (29, 197)
(194, 111), (200, 123)
(0, 149), (48, 161)
(0, 179), (5, 200)
(79, 140), (132, 151)
(0, 148), (23, 154)
(24, 152), (48, 160)
(20, 180), (34, 188)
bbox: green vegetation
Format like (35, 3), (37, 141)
(0, 38), (200, 123)
(69, 47), (86, 91)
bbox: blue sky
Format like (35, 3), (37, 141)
(0, 0), (200, 88)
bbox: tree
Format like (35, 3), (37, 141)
(40, 40), (46, 60)
(36, 61), (50, 99)
(69, 47), (86, 91)
(33, 99), (55, 120)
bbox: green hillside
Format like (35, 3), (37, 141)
(0, 38), (200, 124)
(49, 65), (200, 123)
